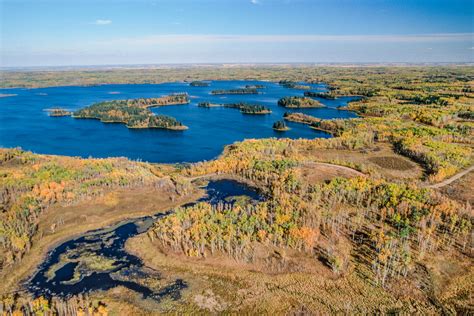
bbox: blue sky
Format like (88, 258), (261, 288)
(1, 0), (473, 66)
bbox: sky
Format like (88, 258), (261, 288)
(0, 0), (473, 67)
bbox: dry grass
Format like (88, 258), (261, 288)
(296, 163), (363, 183)
(368, 156), (416, 171)
(300, 142), (423, 180)
(121, 234), (459, 314)
(438, 171), (474, 204)
(0, 186), (204, 295)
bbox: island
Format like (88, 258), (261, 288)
(189, 81), (210, 87)
(72, 94), (189, 130)
(211, 88), (259, 95)
(199, 102), (271, 114)
(304, 91), (337, 99)
(278, 96), (324, 108)
(279, 80), (311, 90)
(272, 120), (290, 131)
(46, 108), (73, 117)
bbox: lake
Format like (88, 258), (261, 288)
(0, 80), (358, 163)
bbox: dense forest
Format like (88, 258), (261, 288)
(73, 95), (189, 130)
(278, 96), (323, 108)
(272, 120), (289, 131)
(304, 91), (337, 99)
(278, 80), (311, 90)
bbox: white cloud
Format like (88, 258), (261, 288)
(94, 19), (112, 25)
(251, 0), (260, 4)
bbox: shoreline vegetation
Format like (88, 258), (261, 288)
(46, 108), (73, 117)
(283, 111), (321, 125)
(304, 91), (337, 99)
(211, 88), (259, 95)
(283, 112), (333, 133)
(279, 80), (311, 90)
(278, 96), (324, 108)
(72, 94), (189, 130)
(198, 102), (271, 114)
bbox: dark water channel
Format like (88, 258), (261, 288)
(26, 179), (262, 301)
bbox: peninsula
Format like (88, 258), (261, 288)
(46, 108), (73, 117)
(304, 91), (337, 99)
(283, 111), (321, 125)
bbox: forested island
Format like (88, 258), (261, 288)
(46, 108), (73, 117)
(278, 96), (324, 108)
(279, 80), (311, 90)
(72, 95), (189, 130)
(272, 120), (290, 131)
(211, 88), (259, 95)
(304, 91), (337, 99)
(198, 102), (271, 114)
(189, 81), (210, 87)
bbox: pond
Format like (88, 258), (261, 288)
(26, 179), (263, 300)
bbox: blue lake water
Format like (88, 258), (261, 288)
(0, 80), (358, 163)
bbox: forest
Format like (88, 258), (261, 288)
(272, 120), (289, 131)
(278, 96), (324, 108)
(304, 91), (337, 99)
(278, 80), (311, 90)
